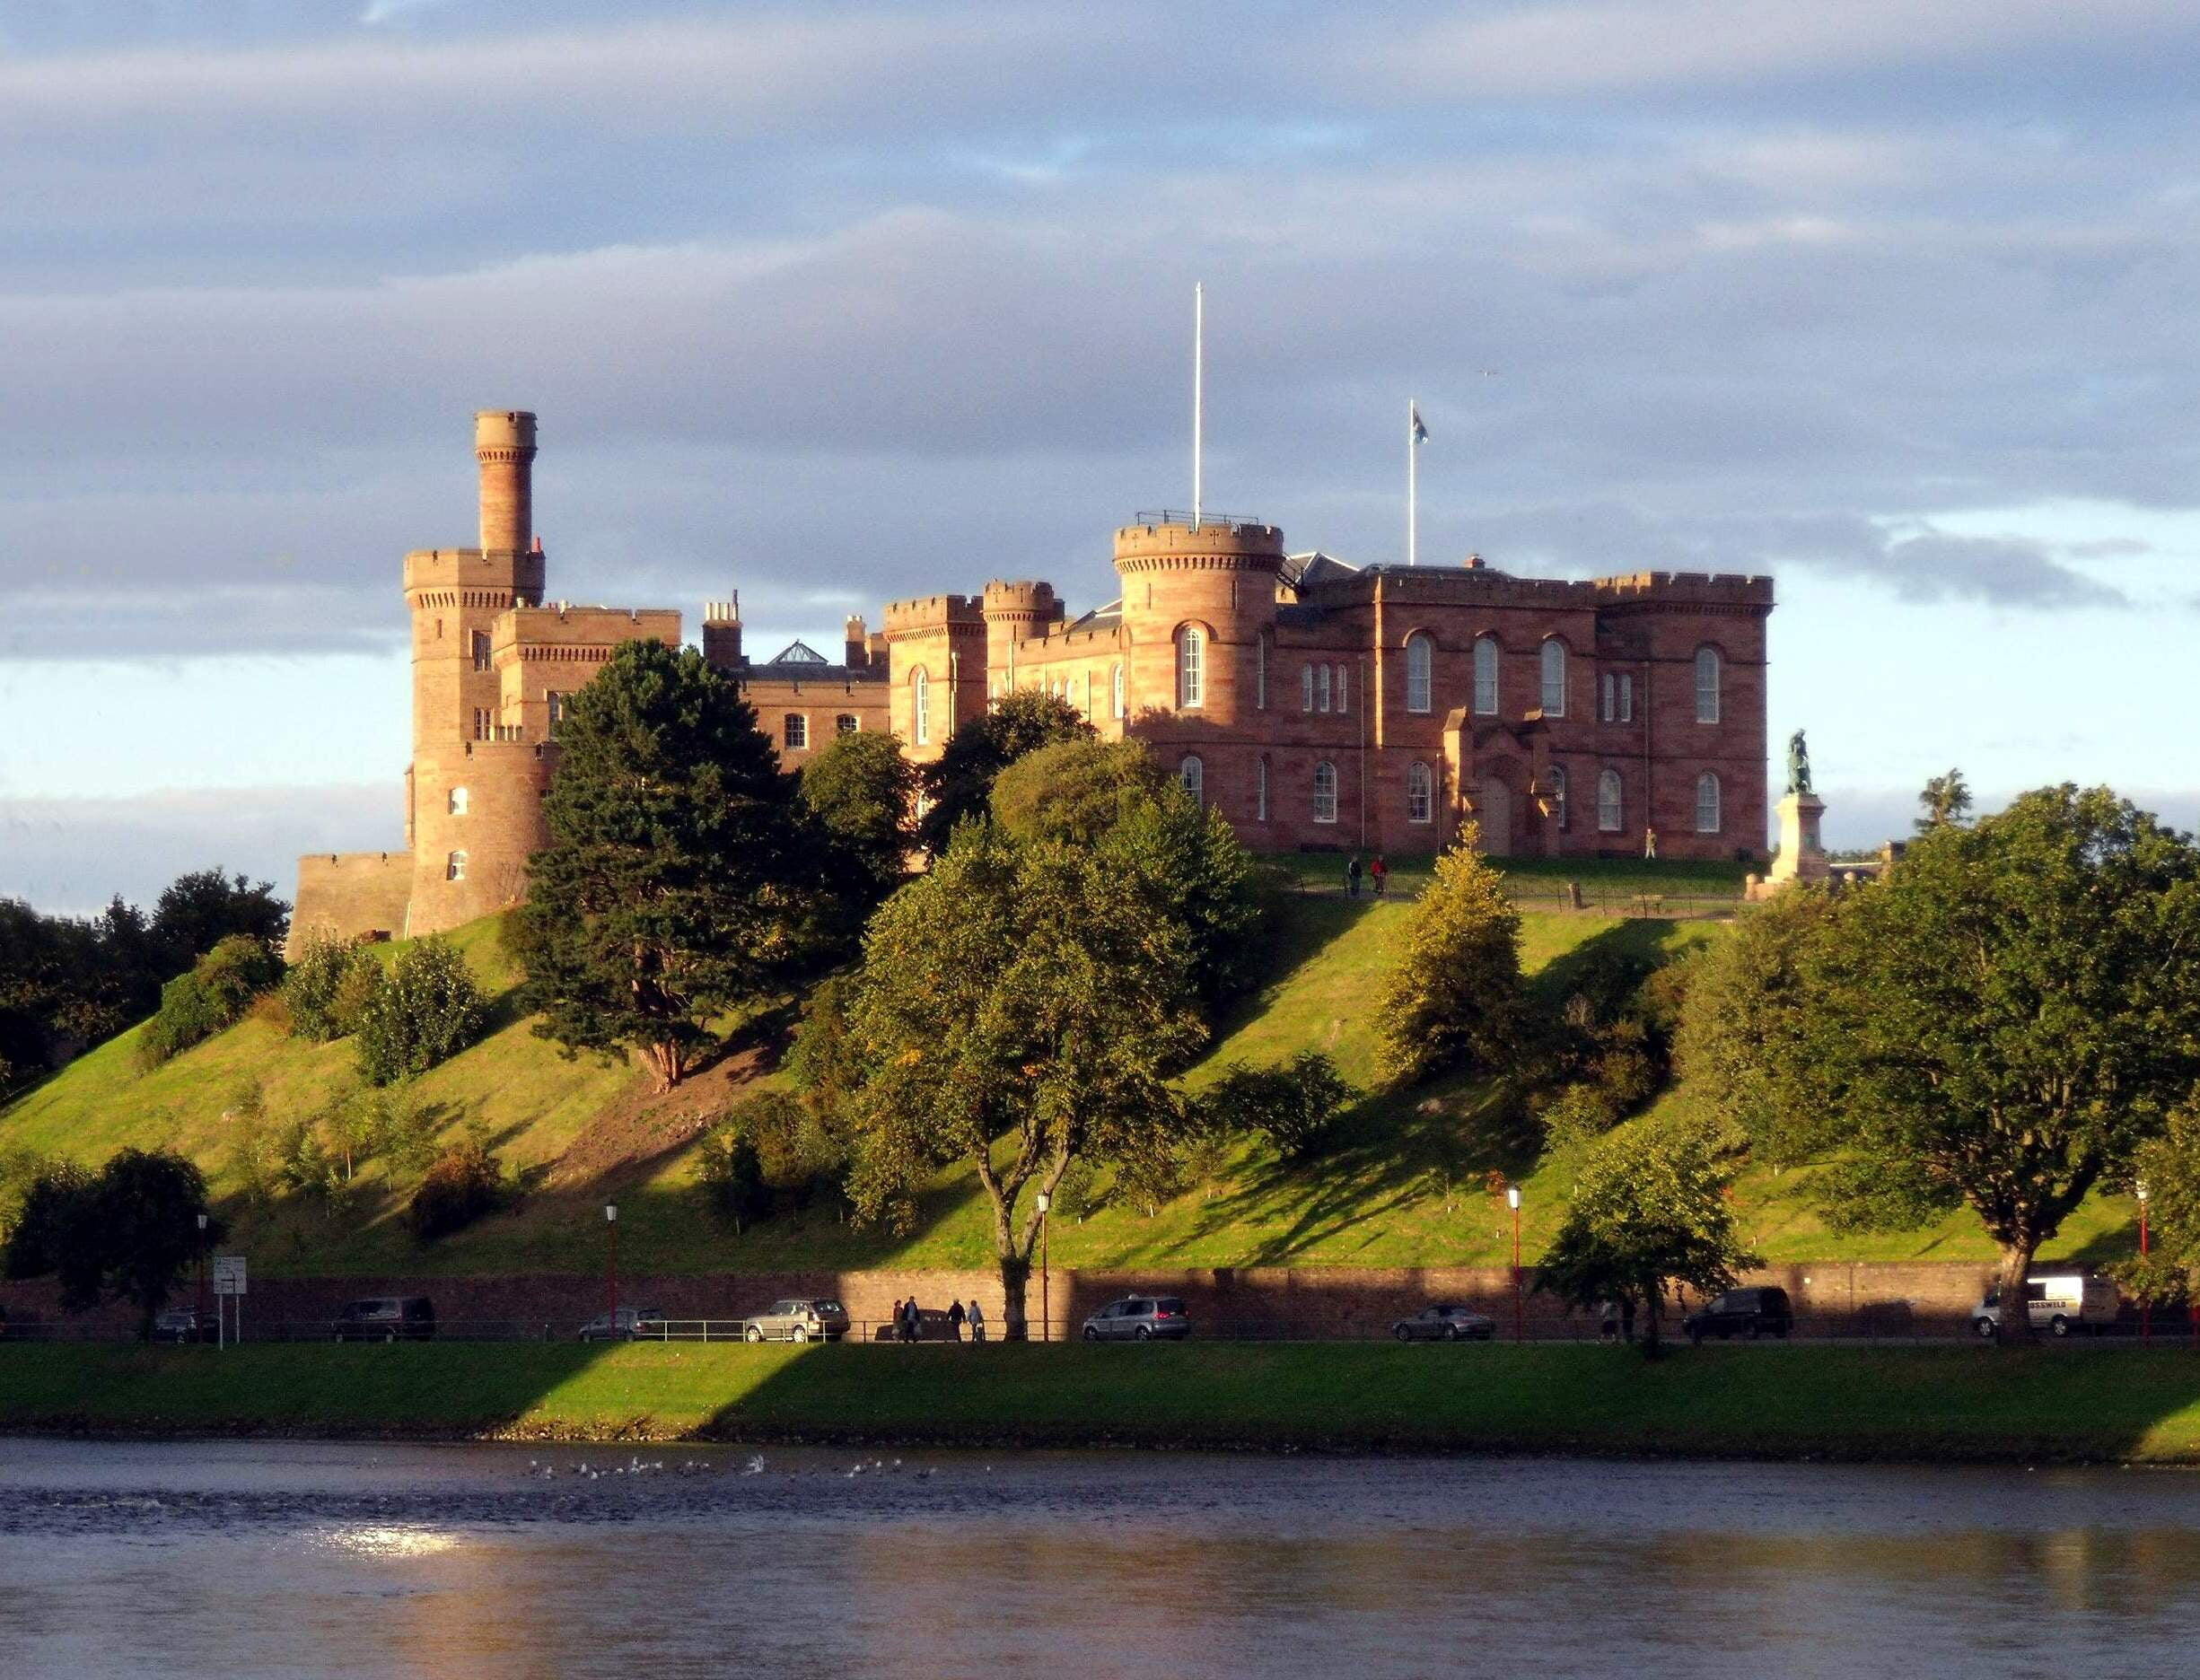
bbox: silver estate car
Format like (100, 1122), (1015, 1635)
(741, 1298), (852, 1343)
(1080, 1297), (1191, 1341)
(1391, 1304), (1495, 1343)
(579, 1307), (667, 1342)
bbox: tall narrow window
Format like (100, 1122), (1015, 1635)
(447, 787), (469, 817)
(1473, 635), (1499, 715)
(1176, 626), (1205, 709)
(1256, 634), (1270, 710)
(837, 713), (859, 735)
(1540, 640), (1568, 717)
(446, 850), (468, 882)
(1110, 662), (1125, 720)
(1256, 757), (1269, 822)
(1318, 664), (1333, 713)
(1312, 761), (1338, 824)
(1334, 664), (1348, 715)
(912, 669), (931, 747)
(1597, 769), (1623, 833)
(1549, 766), (1569, 830)
(1600, 673), (1616, 722)
(472, 707), (492, 741)
(1407, 761), (1433, 824)
(1405, 633), (1433, 713)
(1180, 754), (1205, 806)
(470, 631), (492, 672)
(1302, 664), (1315, 711)
(1696, 771), (1722, 834)
(547, 691), (567, 737)
(1619, 674), (1633, 723)
(1695, 645), (1722, 724)
(784, 714), (809, 750)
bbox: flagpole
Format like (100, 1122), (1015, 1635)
(1407, 398), (1418, 567)
(1193, 282), (1205, 527)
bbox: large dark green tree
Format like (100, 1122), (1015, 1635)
(916, 689), (1092, 854)
(1750, 787), (2200, 1343)
(1374, 827), (1524, 1086)
(797, 727), (916, 917)
(838, 824), (1207, 1336)
(3, 1150), (221, 1340)
(510, 640), (818, 1090)
(149, 867), (290, 971)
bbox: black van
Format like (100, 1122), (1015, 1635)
(334, 1297), (437, 1342)
(1683, 1286), (1793, 1344)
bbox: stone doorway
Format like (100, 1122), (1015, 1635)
(1474, 780), (1512, 855)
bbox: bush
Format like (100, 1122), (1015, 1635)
(135, 935), (284, 1070)
(284, 933), (381, 1041)
(408, 1139), (504, 1241)
(1200, 1051), (1358, 1164)
(355, 939), (486, 1086)
(697, 1090), (846, 1229)
(1537, 1082), (1623, 1153)
(697, 1129), (771, 1231)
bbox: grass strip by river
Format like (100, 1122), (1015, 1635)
(10, 1342), (2200, 1463)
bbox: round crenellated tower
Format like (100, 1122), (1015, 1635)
(1113, 513), (1284, 727)
(980, 579), (1060, 687)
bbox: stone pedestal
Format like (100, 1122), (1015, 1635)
(1749, 792), (1828, 899)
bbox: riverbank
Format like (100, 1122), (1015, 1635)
(9, 1342), (2200, 1462)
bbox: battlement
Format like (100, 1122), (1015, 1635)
(498, 604), (681, 650)
(1592, 570), (1776, 608)
(981, 579), (1061, 618)
(1114, 517), (1286, 573)
(883, 592), (985, 634)
(403, 545), (546, 602)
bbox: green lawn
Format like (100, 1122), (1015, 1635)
(10, 1341), (2200, 1462)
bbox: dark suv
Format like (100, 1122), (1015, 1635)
(1684, 1287), (1793, 1344)
(334, 1297), (437, 1342)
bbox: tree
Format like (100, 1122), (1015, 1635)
(510, 640), (820, 1090)
(1782, 787), (2200, 1343)
(1374, 827), (1524, 1086)
(284, 932), (378, 1041)
(797, 728), (916, 939)
(839, 824), (1207, 1336)
(135, 934), (285, 1071)
(149, 867), (289, 972)
(354, 939), (486, 1086)
(1915, 767), (1974, 832)
(1199, 1052), (1358, 1164)
(3, 1150), (220, 1339)
(408, 1137), (504, 1240)
(916, 689), (1092, 853)
(2116, 1103), (2200, 1311)
(1536, 1124), (1759, 1353)
(990, 738), (1166, 845)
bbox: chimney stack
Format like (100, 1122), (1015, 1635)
(844, 614), (868, 669)
(703, 594), (743, 670)
(474, 410), (537, 555)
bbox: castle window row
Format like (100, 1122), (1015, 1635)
(1300, 662), (1350, 714)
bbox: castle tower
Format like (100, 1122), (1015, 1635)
(980, 580), (1060, 692)
(401, 410), (553, 936)
(1113, 515), (1283, 727)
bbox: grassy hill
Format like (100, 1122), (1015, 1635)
(0, 860), (2142, 1277)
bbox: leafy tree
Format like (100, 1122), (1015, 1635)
(1, 1159), (92, 1280)
(991, 738), (1166, 845)
(149, 867), (289, 972)
(354, 938), (486, 1086)
(839, 824), (1206, 1335)
(2, 1150), (221, 1339)
(798, 728), (916, 912)
(1776, 787), (2200, 1342)
(510, 640), (820, 1090)
(1536, 1124), (1759, 1353)
(695, 1089), (847, 1230)
(135, 935), (284, 1070)
(408, 1138), (504, 1241)
(1915, 767), (1975, 832)
(284, 933), (378, 1041)
(697, 1127), (770, 1231)
(1374, 827), (1524, 1086)
(916, 689), (1092, 854)
(1200, 1052), (1358, 1164)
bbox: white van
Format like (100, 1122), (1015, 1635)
(1971, 1273), (2120, 1339)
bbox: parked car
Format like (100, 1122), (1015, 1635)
(153, 1309), (208, 1344)
(333, 1297), (437, 1342)
(1080, 1297), (1191, 1341)
(741, 1298), (851, 1343)
(578, 1307), (668, 1342)
(1684, 1286), (1794, 1343)
(1391, 1304), (1495, 1343)
(1972, 1273), (2120, 1339)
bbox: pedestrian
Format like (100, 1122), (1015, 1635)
(901, 1295), (920, 1343)
(888, 1299), (901, 1343)
(1346, 853), (1363, 898)
(1370, 854), (1389, 897)
(967, 1299), (986, 1343)
(947, 1299), (966, 1343)
(1643, 826), (1658, 861)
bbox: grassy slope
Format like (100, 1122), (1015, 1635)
(0, 864), (2141, 1276)
(7, 1341), (2200, 1462)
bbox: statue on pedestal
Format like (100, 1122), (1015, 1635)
(1786, 730), (1814, 798)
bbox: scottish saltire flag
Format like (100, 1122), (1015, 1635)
(1410, 403), (1428, 445)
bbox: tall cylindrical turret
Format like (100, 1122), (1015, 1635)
(475, 410), (537, 555)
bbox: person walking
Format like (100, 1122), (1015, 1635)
(888, 1299), (902, 1344)
(899, 1296), (920, 1344)
(967, 1299), (986, 1343)
(1370, 854), (1389, 897)
(1643, 826), (1658, 861)
(947, 1299), (966, 1343)
(1346, 853), (1363, 898)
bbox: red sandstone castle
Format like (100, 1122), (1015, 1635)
(292, 411), (1773, 945)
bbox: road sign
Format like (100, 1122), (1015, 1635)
(212, 1256), (247, 1297)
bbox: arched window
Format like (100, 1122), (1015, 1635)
(1302, 663), (1315, 712)
(1473, 635), (1499, 715)
(784, 713), (809, 750)
(836, 713), (859, 735)
(1180, 754), (1205, 806)
(447, 787), (469, 817)
(446, 849), (469, 882)
(1548, 766), (1569, 830)
(912, 669), (931, 746)
(1405, 633), (1433, 713)
(1597, 769), (1623, 834)
(1318, 663), (1333, 713)
(1312, 761), (1338, 824)
(1540, 640), (1568, 717)
(1334, 663), (1349, 715)
(1407, 761), (1433, 825)
(1176, 626), (1205, 709)
(1256, 757), (1270, 822)
(1110, 662), (1125, 720)
(547, 692), (568, 738)
(1695, 646), (1722, 724)
(1696, 771), (1722, 834)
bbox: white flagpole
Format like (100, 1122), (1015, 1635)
(1407, 398), (1419, 567)
(1193, 282), (1205, 526)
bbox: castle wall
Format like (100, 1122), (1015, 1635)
(288, 851), (414, 955)
(741, 673), (892, 769)
(406, 739), (554, 937)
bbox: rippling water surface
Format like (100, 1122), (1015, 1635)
(3, 1438), (2196, 1678)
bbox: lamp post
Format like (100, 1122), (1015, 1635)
(196, 1212), (209, 1342)
(1035, 1191), (1052, 1343)
(604, 1203), (618, 1333)
(2137, 1179), (2152, 1348)
(1507, 1185), (1523, 1343)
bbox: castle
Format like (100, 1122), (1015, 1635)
(291, 409), (1773, 946)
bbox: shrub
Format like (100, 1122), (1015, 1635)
(135, 935), (284, 1070)
(697, 1090), (846, 1228)
(136, 974), (224, 1070)
(1538, 1081), (1623, 1153)
(355, 939), (486, 1086)
(408, 1139), (504, 1241)
(697, 1129), (771, 1231)
(284, 933), (381, 1041)
(1200, 1051), (1359, 1165)
(1374, 831), (1523, 1086)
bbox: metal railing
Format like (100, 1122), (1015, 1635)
(1130, 510), (1268, 532)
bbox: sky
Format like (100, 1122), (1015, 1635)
(2, 0), (2197, 913)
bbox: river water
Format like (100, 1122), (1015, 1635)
(0, 1439), (2194, 1679)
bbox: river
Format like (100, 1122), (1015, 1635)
(0, 1439), (2192, 1677)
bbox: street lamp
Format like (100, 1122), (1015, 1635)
(604, 1203), (618, 1332)
(1507, 1185), (1523, 1343)
(2136, 1179), (2152, 1348)
(196, 1212), (209, 1340)
(1035, 1191), (1052, 1344)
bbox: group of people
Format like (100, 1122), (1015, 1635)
(887, 1295), (986, 1343)
(1344, 853), (1389, 898)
